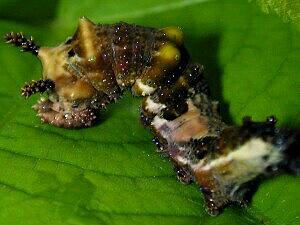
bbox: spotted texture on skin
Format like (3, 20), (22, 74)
(4, 17), (299, 215)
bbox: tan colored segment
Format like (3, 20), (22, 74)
(168, 101), (210, 142)
(77, 17), (98, 59)
(57, 79), (96, 101)
(171, 114), (209, 142)
(38, 45), (70, 81)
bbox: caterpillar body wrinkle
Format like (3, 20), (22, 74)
(5, 17), (299, 215)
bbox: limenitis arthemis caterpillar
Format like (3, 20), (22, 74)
(4, 17), (299, 215)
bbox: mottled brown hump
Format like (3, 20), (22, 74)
(109, 23), (159, 88)
(72, 18), (121, 100)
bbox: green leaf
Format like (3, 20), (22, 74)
(0, 0), (59, 25)
(0, 0), (299, 224)
(252, 0), (300, 23)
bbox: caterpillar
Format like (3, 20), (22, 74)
(4, 17), (299, 215)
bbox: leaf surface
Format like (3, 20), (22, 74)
(0, 0), (299, 224)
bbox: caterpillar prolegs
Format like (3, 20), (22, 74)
(5, 17), (299, 215)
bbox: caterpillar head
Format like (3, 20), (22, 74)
(4, 18), (113, 128)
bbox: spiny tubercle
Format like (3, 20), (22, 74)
(21, 79), (55, 98)
(5, 32), (39, 55)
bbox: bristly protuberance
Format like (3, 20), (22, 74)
(4, 17), (299, 215)
(21, 79), (55, 98)
(5, 32), (39, 55)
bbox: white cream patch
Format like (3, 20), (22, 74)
(145, 97), (166, 114)
(194, 138), (282, 182)
(176, 155), (191, 165)
(152, 116), (168, 129)
(151, 116), (169, 139)
(136, 79), (156, 96)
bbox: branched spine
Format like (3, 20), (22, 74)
(21, 80), (55, 98)
(4, 32), (39, 55)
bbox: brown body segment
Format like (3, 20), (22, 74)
(43, 18), (186, 100)
(29, 18), (188, 128)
